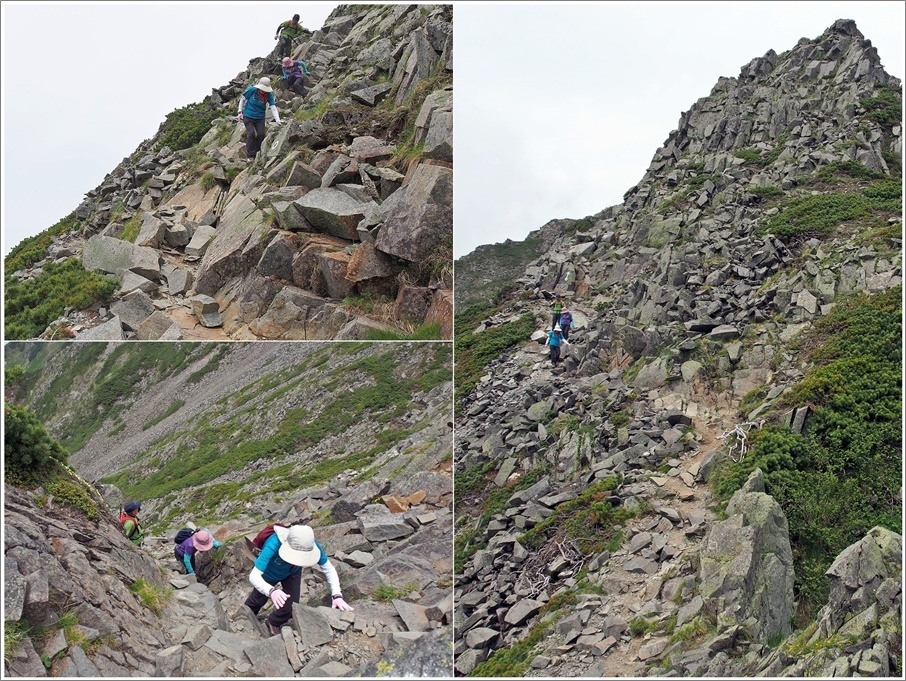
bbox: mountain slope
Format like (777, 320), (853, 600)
(5, 341), (454, 676)
(5, 4), (454, 341)
(453, 19), (901, 677)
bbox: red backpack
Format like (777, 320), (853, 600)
(119, 512), (140, 539)
(251, 523), (287, 550)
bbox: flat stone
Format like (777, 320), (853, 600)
(503, 598), (543, 626)
(190, 294), (222, 328)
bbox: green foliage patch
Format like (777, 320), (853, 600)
(4, 213), (79, 273)
(859, 83), (902, 127)
(45, 479), (100, 521)
(4, 404), (69, 486)
(129, 579), (170, 615)
(520, 476), (634, 554)
(4, 260), (119, 339)
(760, 180), (901, 239)
(156, 102), (226, 151)
(454, 303), (535, 408)
(711, 287), (901, 620)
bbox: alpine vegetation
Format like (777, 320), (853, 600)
(4, 341), (454, 676)
(454, 20), (901, 677)
(4, 5), (453, 342)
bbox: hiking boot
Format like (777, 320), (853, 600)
(266, 621), (281, 636)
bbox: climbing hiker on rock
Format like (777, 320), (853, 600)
(281, 57), (311, 97)
(274, 13), (309, 60)
(174, 528), (221, 575)
(119, 501), (144, 546)
(547, 325), (564, 366)
(237, 77), (282, 161)
(551, 294), (564, 330)
(246, 524), (353, 636)
(559, 307), (573, 340)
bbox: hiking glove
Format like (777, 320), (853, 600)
(332, 596), (353, 612)
(270, 589), (289, 609)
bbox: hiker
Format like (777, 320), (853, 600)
(246, 524), (353, 636)
(237, 77), (282, 160)
(547, 325), (564, 366)
(174, 528), (221, 575)
(281, 57), (311, 97)
(274, 14), (308, 59)
(119, 501), (144, 546)
(559, 308), (573, 341)
(551, 294), (564, 330)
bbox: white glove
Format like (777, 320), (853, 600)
(332, 596), (353, 612)
(270, 589), (289, 609)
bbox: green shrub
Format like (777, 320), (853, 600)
(4, 404), (69, 486)
(520, 476), (633, 554)
(156, 102), (225, 151)
(749, 185), (783, 198)
(200, 172), (216, 192)
(4, 213), (79, 273)
(469, 620), (551, 677)
(734, 147), (766, 166)
(859, 83), (902, 127)
(142, 399), (185, 430)
(4, 260), (119, 340)
(120, 213), (142, 243)
(45, 479), (100, 521)
(711, 287), (901, 620)
(760, 179), (901, 239)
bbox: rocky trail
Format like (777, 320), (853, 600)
(10, 4), (453, 342)
(6, 471), (455, 677)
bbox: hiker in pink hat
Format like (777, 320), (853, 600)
(281, 56), (311, 97)
(245, 524), (353, 636)
(174, 528), (220, 575)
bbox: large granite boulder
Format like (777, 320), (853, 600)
(82, 235), (161, 282)
(374, 163), (452, 263)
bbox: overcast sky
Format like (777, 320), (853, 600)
(454, 1), (905, 258)
(1, 1), (336, 257)
(2, 3), (903, 262)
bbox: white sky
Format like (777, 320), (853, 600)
(453, 1), (905, 257)
(1, 1), (337, 257)
(2, 2), (903, 261)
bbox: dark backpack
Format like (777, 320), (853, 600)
(174, 528), (196, 545)
(251, 523), (287, 550)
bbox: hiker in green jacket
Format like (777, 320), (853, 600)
(274, 14), (309, 60)
(551, 294), (564, 330)
(120, 501), (144, 546)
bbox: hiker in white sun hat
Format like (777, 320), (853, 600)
(245, 524), (353, 636)
(237, 76), (282, 160)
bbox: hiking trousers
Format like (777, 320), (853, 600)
(549, 344), (561, 365)
(243, 117), (266, 159)
(285, 74), (305, 96)
(278, 37), (293, 59)
(244, 569), (301, 628)
(561, 324), (571, 340)
(551, 312), (561, 330)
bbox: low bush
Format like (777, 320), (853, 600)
(4, 260), (119, 339)
(156, 102), (226, 151)
(4, 404), (69, 486)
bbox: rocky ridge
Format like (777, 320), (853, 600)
(454, 20), (901, 677)
(8, 4), (453, 341)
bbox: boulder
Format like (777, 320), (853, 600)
(374, 164), (452, 263)
(110, 290), (155, 331)
(190, 295), (223, 328)
(294, 188), (377, 241)
(185, 225), (218, 257)
(76, 316), (125, 340)
(82, 234), (160, 281)
(318, 251), (355, 299)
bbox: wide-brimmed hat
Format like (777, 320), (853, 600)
(275, 525), (319, 566)
(282, 57), (294, 68)
(192, 530), (214, 552)
(255, 77), (273, 93)
(554, 325), (562, 331)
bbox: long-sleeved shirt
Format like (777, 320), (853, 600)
(239, 86), (281, 123)
(281, 60), (311, 79)
(175, 531), (222, 574)
(275, 20), (307, 41)
(248, 532), (341, 596)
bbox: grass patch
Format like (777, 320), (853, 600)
(520, 476), (634, 554)
(372, 584), (417, 602)
(129, 579), (171, 615)
(120, 212), (142, 243)
(363, 322), (443, 340)
(469, 618), (556, 677)
(4, 260), (119, 339)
